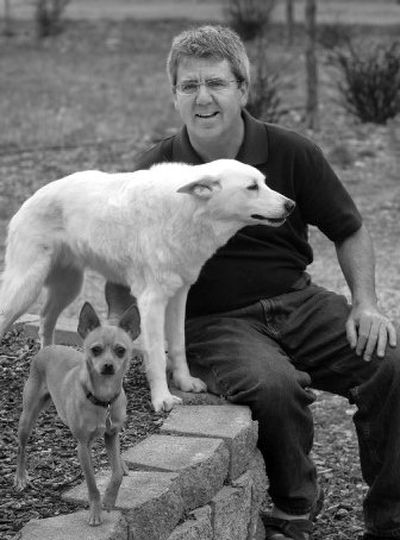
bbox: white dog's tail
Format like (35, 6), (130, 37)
(0, 224), (54, 339)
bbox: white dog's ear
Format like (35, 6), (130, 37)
(77, 302), (101, 339)
(177, 176), (222, 200)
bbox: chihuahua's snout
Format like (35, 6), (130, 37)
(101, 363), (115, 375)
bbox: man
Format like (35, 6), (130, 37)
(107, 25), (400, 540)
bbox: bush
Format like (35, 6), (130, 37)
(317, 23), (352, 51)
(246, 39), (284, 123)
(35, 0), (70, 38)
(331, 40), (400, 124)
(224, 0), (277, 42)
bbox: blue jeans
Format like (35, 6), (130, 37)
(185, 281), (400, 537)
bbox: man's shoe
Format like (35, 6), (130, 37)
(262, 486), (324, 540)
(263, 516), (313, 540)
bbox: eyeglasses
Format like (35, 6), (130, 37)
(174, 78), (241, 95)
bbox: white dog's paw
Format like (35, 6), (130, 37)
(152, 393), (182, 412)
(174, 375), (207, 394)
(14, 471), (29, 491)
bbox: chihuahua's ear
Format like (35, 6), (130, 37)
(177, 175), (222, 200)
(77, 302), (101, 339)
(118, 303), (141, 341)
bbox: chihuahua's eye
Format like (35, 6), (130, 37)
(91, 345), (103, 357)
(247, 183), (259, 191)
(114, 345), (126, 358)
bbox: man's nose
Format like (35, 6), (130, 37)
(196, 83), (213, 102)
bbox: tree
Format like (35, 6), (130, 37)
(305, 0), (319, 129)
(35, 0), (70, 38)
(286, 0), (294, 46)
(3, 0), (13, 36)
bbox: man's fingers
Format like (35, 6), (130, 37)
(364, 321), (383, 361)
(356, 317), (371, 357)
(388, 322), (398, 348)
(345, 318), (358, 349)
(375, 323), (388, 358)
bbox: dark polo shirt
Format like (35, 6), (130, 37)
(134, 110), (362, 317)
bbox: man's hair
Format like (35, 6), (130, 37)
(166, 25), (251, 88)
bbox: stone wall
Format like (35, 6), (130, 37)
(16, 402), (267, 540)
(15, 317), (268, 540)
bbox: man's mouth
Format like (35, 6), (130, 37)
(195, 112), (219, 119)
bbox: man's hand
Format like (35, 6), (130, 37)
(346, 302), (397, 361)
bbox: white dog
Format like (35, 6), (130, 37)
(0, 159), (294, 411)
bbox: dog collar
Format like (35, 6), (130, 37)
(84, 386), (120, 408)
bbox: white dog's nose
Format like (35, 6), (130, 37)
(284, 199), (296, 215)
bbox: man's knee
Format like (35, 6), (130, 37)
(243, 367), (315, 412)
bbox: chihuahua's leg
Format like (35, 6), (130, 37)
(165, 286), (207, 393)
(0, 254), (51, 340)
(137, 287), (182, 412)
(102, 430), (124, 511)
(14, 370), (51, 490)
(40, 265), (84, 346)
(77, 441), (102, 526)
(105, 282), (137, 326)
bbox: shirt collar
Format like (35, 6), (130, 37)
(171, 109), (269, 165)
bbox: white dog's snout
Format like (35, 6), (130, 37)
(284, 198), (295, 215)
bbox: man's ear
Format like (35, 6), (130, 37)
(77, 302), (101, 339)
(177, 176), (222, 200)
(239, 80), (249, 107)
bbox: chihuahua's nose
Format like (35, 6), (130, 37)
(101, 363), (115, 375)
(284, 199), (296, 214)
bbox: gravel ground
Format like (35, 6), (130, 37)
(0, 326), (167, 539)
(0, 324), (372, 540)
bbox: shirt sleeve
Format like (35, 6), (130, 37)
(294, 141), (363, 242)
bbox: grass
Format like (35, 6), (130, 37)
(0, 13), (400, 540)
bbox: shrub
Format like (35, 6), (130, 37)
(246, 40), (284, 123)
(317, 23), (352, 51)
(224, 0), (277, 42)
(35, 0), (70, 38)
(331, 40), (400, 124)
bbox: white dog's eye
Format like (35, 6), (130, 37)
(247, 183), (259, 191)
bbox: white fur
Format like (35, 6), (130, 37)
(0, 159), (294, 411)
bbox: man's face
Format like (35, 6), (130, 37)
(173, 57), (249, 145)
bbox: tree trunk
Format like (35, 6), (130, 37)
(3, 0), (13, 36)
(305, 0), (319, 129)
(286, 0), (294, 46)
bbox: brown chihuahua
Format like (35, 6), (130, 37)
(14, 301), (140, 526)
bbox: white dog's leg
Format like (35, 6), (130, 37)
(137, 288), (182, 412)
(165, 286), (207, 393)
(39, 265), (84, 346)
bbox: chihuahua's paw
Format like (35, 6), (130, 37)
(152, 393), (182, 412)
(88, 507), (102, 527)
(174, 375), (207, 393)
(102, 494), (116, 512)
(121, 459), (129, 476)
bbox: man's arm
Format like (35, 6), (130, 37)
(335, 224), (397, 361)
